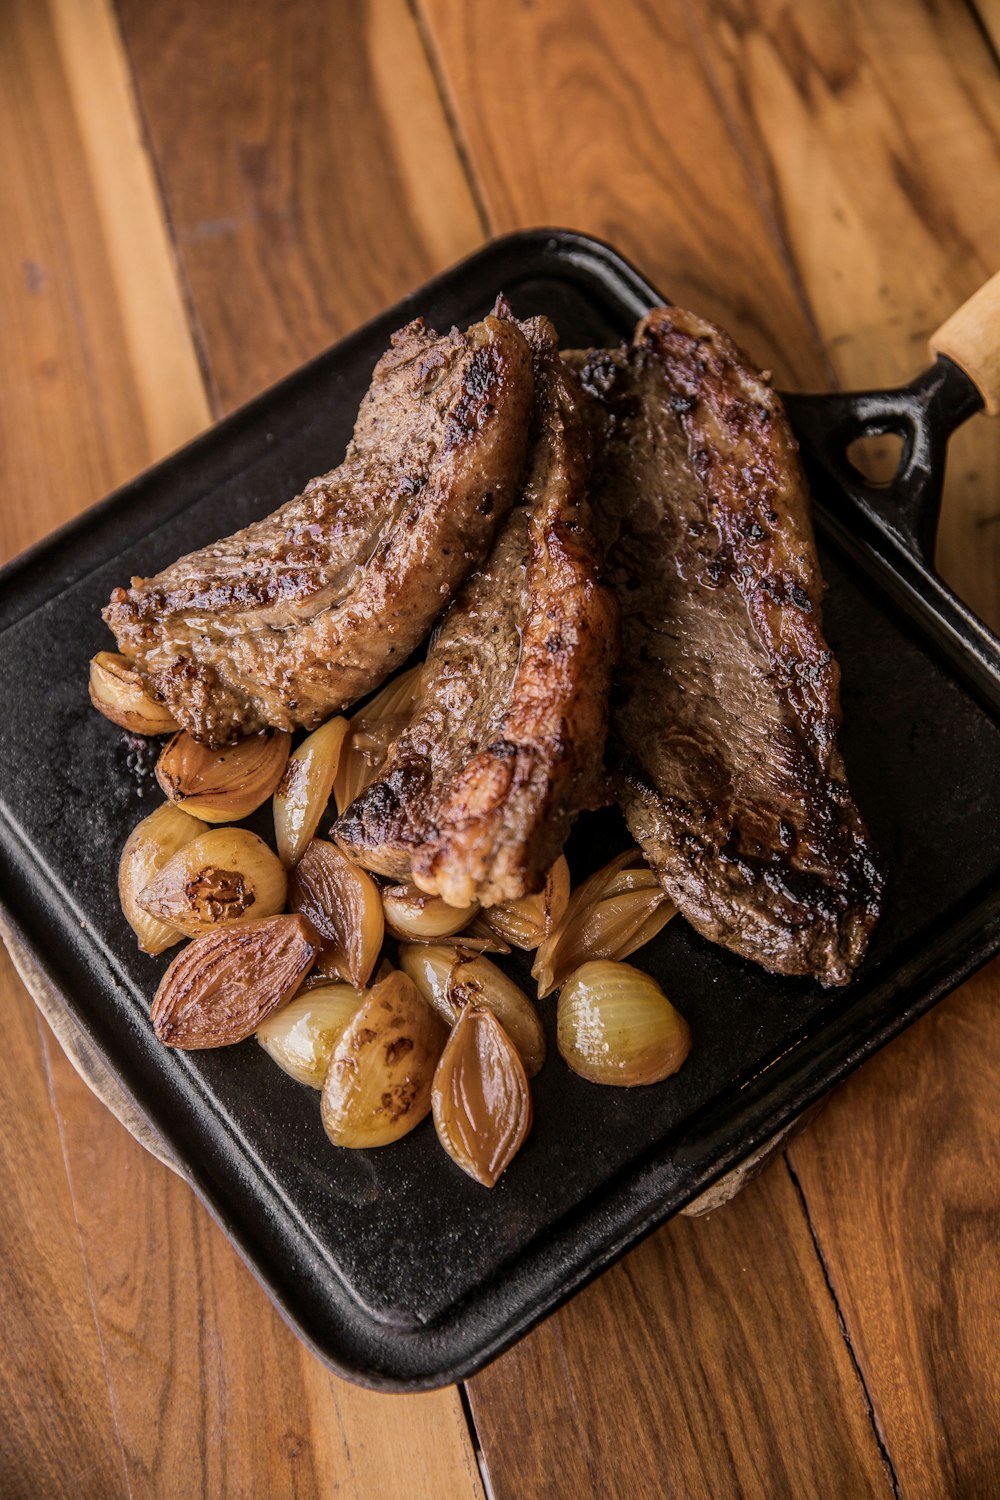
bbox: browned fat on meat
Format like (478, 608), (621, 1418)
(576, 308), (882, 986)
(102, 305), (535, 745)
(335, 317), (620, 908)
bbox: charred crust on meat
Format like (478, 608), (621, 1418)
(101, 309), (534, 744)
(333, 314), (619, 908)
(584, 307), (881, 986)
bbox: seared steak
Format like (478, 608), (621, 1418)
(335, 318), (619, 908)
(577, 307), (882, 986)
(103, 306), (534, 745)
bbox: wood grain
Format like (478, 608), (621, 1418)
(0, 952), (128, 1500)
(115, 0), (484, 413)
(469, 1161), (892, 1500)
(688, 0), (1000, 628)
(38, 1025), (485, 1500)
(786, 960), (1000, 1500)
(0, 0), (208, 565)
(417, 4), (1000, 1497)
(414, 0), (827, 389)
(0, 1), (483, 1494)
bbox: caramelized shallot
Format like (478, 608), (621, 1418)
(432, 1007), (532, 1187)
(381, 882), (478, 941)
(532, 850), (676, 998)
(273, 717), (350, 867)
(156, 728), (291, 822)
(288, 839), (383, 987)
(556, 960), (691, 1086)
(478, 856), (570, 950)
(333, 665), (424, 814)
(399, 945), (546, 1077)
(257, 982), (362, 1088)
(118, 803), (209, 954)
(151, 914), (317, 1049)
(321, 970), (446, 1147)
(137, 827), (286, 937)
(89, 652), (178, 735)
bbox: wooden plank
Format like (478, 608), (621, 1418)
(785, 960), (1000, 1500)
(0, 959), (129, 1500)
(469, 1161), (892, 1500)
(1, 0), (484, 1493)
(676, 7), (1000, 1495)
(688, 0), (1000, 628)
(415, 3), (1000, 1496)
(39, 1029), (485, 1500)
(0, 0), (208, 563)
(115, 0), (484, 413)
(413, 0), (827, 389)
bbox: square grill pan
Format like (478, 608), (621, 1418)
(2, 230), (999, 1389)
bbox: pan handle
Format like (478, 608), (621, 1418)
(930, 268), (1000, 416)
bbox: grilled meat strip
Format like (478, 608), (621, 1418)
(336, 317), (620, 908)
(577, 307), (882, 986)
(103, 307), (534, 745)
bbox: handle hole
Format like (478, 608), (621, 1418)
(845, 432), (905, 488)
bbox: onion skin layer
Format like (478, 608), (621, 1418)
(556, 960), (691, 1086)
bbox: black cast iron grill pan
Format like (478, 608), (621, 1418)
(1, 231), (999, 1389)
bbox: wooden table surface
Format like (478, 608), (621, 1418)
(3, 2), (1000, 1495)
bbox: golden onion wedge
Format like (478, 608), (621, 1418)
(89, 652), (178, 735)
(321, 970), (446, 1147)
(556, 960), (691, 1086)
(532, 850), (677, 998)
(137, 827), (287, 937)
(397, 943), (455, 1013)
(288, 838), (383, 987)
(381, 882), (479, 942)
(273, 717), (350, 867)
(479, 856), (570, 950)
(257, 982), (362, 1088)
(432, 1007), (532, 1187)
(156, 728), (291, 822)
(152, 914), (317, 1049)
(399, 946), (546, 1077)
(118, 804), (209, 954)
(333, 665), (424, 814)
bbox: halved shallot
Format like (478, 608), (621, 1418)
(556, 960), (691, 1086)
(432, 1007), (532, 1187)
(532, 850), (676, 998)
(321, 970), (446, 1147)
(273, 717), (350, 867)
(156, 728), (290, 822)
(288, 839), (383, 987)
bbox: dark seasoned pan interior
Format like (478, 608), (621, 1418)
(1, 234), (998, 1387)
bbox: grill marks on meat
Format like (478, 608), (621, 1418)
(579, 307), (882, 986)
(335, 319), (619, 908)
(103, 308), (534, 745)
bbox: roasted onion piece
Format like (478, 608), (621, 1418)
(152, 914), (317, 1049)
(257, 982), (362, 1088)
(556, 960), (691, 1086)
(398, 945), (545, 1077)
(137, 827), (287, 937)
(273, 717), (350, 868)
(288, 839), (383, 987)
(432, 1007), (533, 1187)
(381, 882), (478, 941)
(478, 856), (570, 950)
(321, 970), (446, 1147)
(156, 728), (291, 822)
(333, 665), (424, 814)
(89, 651), (178, 735)
(532, 850), (677, 998)
(118, 804), (209, 954)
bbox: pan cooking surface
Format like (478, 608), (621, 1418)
(1, 232), (998, 1387)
